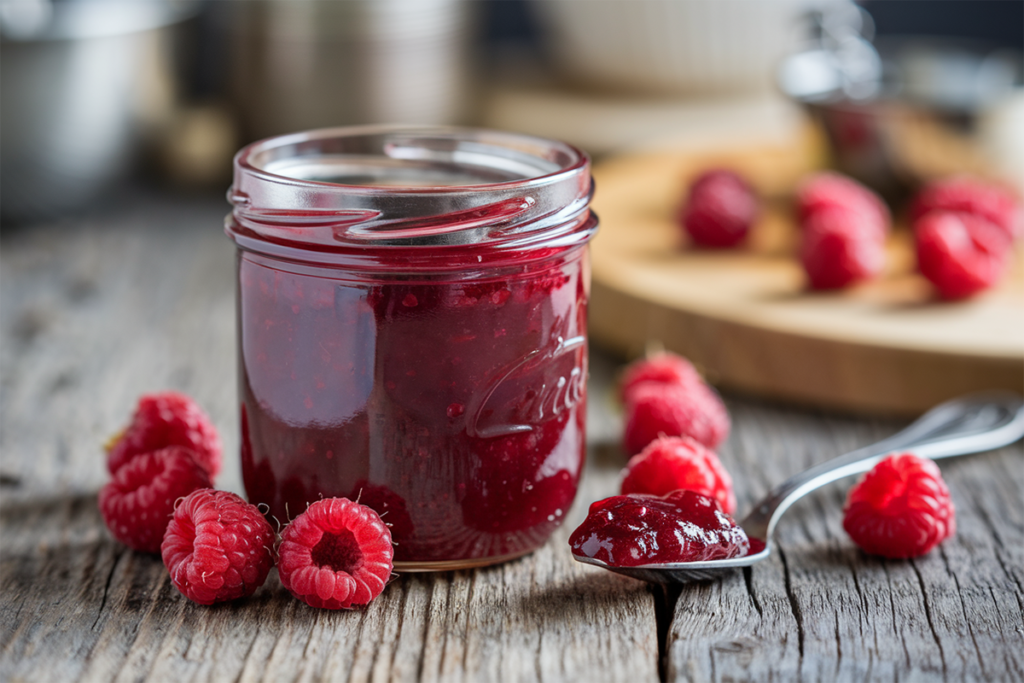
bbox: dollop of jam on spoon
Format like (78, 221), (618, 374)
(569, 490), (750, 567)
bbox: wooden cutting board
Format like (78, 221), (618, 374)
(588, 132), (1024, 416)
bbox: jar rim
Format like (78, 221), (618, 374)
(227, 125), (596, 253)
(234, 124), (589, 194)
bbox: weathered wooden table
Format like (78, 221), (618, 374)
(2, 190), (1022, 682)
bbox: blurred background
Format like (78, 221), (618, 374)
(1, 0), (1021, 225)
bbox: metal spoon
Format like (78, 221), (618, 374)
(573, 393), (1024, 584)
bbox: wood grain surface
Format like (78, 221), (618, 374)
(2, 190), (1022, 682)
(589, 139), (1024, 416)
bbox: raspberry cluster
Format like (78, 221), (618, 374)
(566, 353), (958, 568)
(621, 352), (730, 455)
(677, 169), (892, 289)
(101, 393), (219, 553)
(100, 391), (394, 609)
(619, 353), (736, 511)
(796, 173), (889, 289)
(107, 391), (222, 477)
(911, 177), (1018, 300)
(679, 166), (1020, 299)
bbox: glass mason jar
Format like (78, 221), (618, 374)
(225, 126), (597, 570)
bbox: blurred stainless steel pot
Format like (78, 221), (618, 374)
(0, 0), (193, 224)
(221, 0), (475, 143)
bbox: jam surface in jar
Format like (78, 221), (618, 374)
(227, 126), (596, 568)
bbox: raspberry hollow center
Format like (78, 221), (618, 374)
(310, 529), (362, 574)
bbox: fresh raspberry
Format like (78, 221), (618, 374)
(842, 452), (955, 559)
(99, 446), (212, 553)
(619, 352), (703, 402)
(161, 489), (276, 605)
(569, 490), (749, 567)
(911, 176), (1022, 242)
(277, 498), (394, 610)
(680, 169), (758, 247)
(796, 172), (890, 236)
(621, 435), (736, 514)
(915, 211), (1010, 300)
(623, 381), (730, 455)
(800, 206), (886, 289)
(108, 391), (222, 478)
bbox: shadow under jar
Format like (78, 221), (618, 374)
(226, 126), (597, 570)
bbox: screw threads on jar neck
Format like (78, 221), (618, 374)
(227, 125), (595, 252)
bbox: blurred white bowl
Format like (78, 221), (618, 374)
(530, 0), (843, 96)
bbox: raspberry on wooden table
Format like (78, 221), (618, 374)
(911, 176), (1023, 242)
(108, 391), (222, 478)
(277, 498), (394, 610)
(623, 381), (730, 455)
(915, 211), (1011, 300)
(680, 169), (758, 248)
(800, 206), (886, 289)
(161, 489), (276, 605)
(99, 446), (212, 553)
(842, 452), (955, 559)
(621, 435), (736, 514)
(619, 352), (703, 402)
(796, 172), (890, 236)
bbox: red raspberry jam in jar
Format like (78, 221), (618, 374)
(225, 126), (597, 570)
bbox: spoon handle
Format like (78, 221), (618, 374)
(740, 392), (1024, 542)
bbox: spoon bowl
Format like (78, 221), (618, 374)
(573, 546), (772, 584)
(573, 393), (1024, 584)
